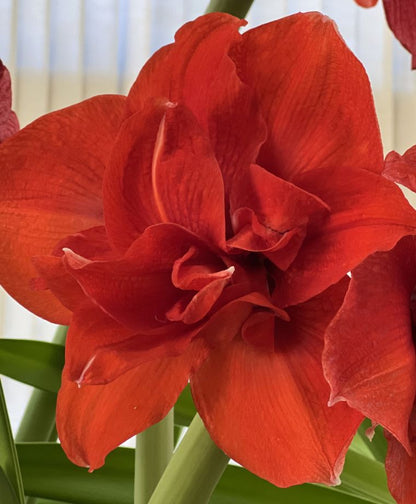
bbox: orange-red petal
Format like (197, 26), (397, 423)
(104, 102), (225, 251)
(274, 167), (416, 306)
(57, 339), (207, 470)
(324, 237), (416, 451)
(0, 95), (126, 323)
(232, 12), (383, 180)
(191, 278), (363, 487)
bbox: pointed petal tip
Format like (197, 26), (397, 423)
(327, 392), (346, 407)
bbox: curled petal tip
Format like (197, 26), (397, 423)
(330, 475), (342, 487)
(327, 392), (346, 407)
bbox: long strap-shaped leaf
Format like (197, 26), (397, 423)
(0, 339), (64, 393)
(0, 380), (25, 504)
(17, 442), (391, 504)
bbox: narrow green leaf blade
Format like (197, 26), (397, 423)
(0, 339), (64, 393)
(212, 465), (378, 504)
(17, 442), (392, 504)
(17, 443), (133, 504)
(0, 381), (25, 504)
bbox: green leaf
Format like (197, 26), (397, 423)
(0, 339), (64, 393)
(213, 465), (378, 504)
(174, 385), (196, 426)
(356, 419), (388, 464)
(0, 381), (25, 504)
(17, 443), (133, 504)
(17, 442), (391, 504)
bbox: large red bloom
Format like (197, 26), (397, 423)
(355, 0), (416, 69)
(324, 147), (416, 503)
(1, 12), (416, 487)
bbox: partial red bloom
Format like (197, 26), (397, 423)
(1, 12), (416, 487)
(324, 145), (416, 503)
(0, 61), (19, 142)
(355, 0), (416, 69)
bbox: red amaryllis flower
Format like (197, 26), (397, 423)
(324, 147), (416, 503)
(1, 12), (416, 487)
(0, 61), (19, 142)
(355, 0), (416, 68)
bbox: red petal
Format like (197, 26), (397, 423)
(126, 14), (266, 197)
(32, 226), (117, 313)
(104, 102), (225, 251)
(355, 0), (378, 6)
(324, 237), (416, 451)
(382, 0), (416, 69)
(57, 339), (206, 470)
(148, 105), (225, 248)
(0, 61), (19, 142)
(0, 95), (126, 323)
(232, 12), (383, 180)
(192, 278), (363, 487)
(274, 167), (416, 306)
(227, 163), (329, 269)
(385, 408), (416, 504)
(384, 146), (416, 192)
(63, 223), (216, 331)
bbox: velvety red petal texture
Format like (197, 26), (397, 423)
(127, 14), (266, 197)
(384, 146), (416, 192)
(385, 407), (416, 504)
(274, 167), (416, 306)
(383, 0), (416, 69)
(104, 102), (225, 251)
(0, 61), (19, 143)
(324, 237), (416, 451)
(63, 223), (225, 331)
(191, 278), (363, 487)
(57, 339), (207, 470)
(232, 13), (383, 181)
(0, 95), (126, 323)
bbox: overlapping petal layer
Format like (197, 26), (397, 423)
(384, 145), (416, 192)
(232, 12), (383, 180)
(57, 338), (207, 470)
(192, 279), (363, 487)
(0, 95), (126, 323)
(324, 237), (416, 450)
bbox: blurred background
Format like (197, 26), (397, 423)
(0, 0), (415, 432)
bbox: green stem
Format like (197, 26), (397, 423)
(148, 414), (229, 504)
(134, 410), (174, 504)
(16, 326), (67, 504)
(205, 0), (254, 18)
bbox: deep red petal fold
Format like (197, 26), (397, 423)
(57, 339), (206, 470)
(192, 278), (363, 487)
(0, 95), (126, 323)
(324, 237), (416, 451)
(274, 167), (416, 306)
(0, 61), (19, 142)
(232, 12), (383, 180)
